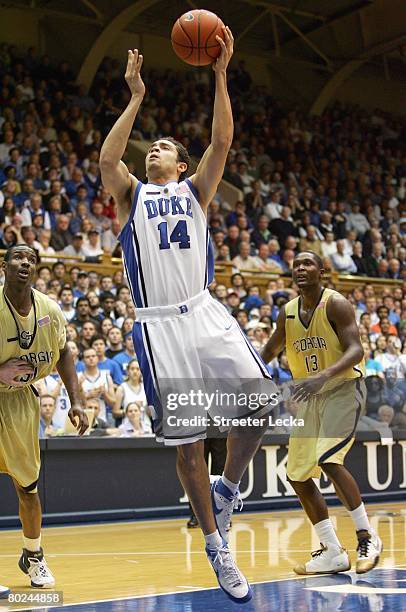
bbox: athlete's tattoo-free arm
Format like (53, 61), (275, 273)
(322, 295), (364, 378)
(56, 344), (88, 435)
(293, 295), (364, 402)
(190, 27), (234, 210)
(99, 50), (144, 222)
(261, 307), (286, 364)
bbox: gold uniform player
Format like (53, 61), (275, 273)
(0, 245), (87, 593)
(262, 251), (382, 575)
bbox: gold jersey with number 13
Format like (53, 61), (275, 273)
(285, 288), (365, 389)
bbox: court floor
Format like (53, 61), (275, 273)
(0, 501), (405, 610)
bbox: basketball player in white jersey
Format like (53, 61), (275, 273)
(100, 29), (277, 603)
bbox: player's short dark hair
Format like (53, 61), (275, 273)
(164, 137), (190, 182)
(4, 244), (38, 263)
(295, 251), (323, 269)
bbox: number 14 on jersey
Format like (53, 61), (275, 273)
(158, 220), (190, 250)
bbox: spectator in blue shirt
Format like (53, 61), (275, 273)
(76, 335), (123, 385)
(113, 332), (137, 376)
(363, 342), (384, 378)
(272, 353), (292, 384)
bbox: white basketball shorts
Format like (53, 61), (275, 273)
(132, 289), (278, 445)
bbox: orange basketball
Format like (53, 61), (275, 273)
(171, 9), (225, 67)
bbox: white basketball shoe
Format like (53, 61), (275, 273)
(356, 529), (383, 574)
(206, 541), (252, 603)
(294, 543), (351, 575)
(19, 548), (56, 588)
(210, 475), (242, 542)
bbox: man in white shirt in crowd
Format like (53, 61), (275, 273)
(59, 286), (76, 322)
(21, 193), (51, 230)
(343, 230), (357, 255)
(232, 241), (259, 270)
(79, 348), (116, 423)
(346, 203), (370, 237)
(321, 231), (337, 258)
(63, 233), (86, 260)
(264, 190), (283, 220)
(375, 336), (404, 378)
(82, 228), (104, 258)
(331, 239), (357, 274)
(253, 243), (283, 272)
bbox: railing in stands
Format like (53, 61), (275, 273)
(0, 250), (401, 297)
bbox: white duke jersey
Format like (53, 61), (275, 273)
(118, 179), (214, 307)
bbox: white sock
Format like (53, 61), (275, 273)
(349, 503), (371, 532)
(221, 473), (240, 495)
(314, 519), (342, 549)
(205, 530), (223, 549)
(23, 535), (41, 552)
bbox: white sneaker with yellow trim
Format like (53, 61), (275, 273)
(356, 529), (383, 574)
(294, 543), (351, 575)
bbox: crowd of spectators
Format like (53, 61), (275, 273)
(0, 44), (404, 436)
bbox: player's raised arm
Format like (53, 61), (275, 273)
(189, 27), (234, 211)
(100, 49), (145, 226)
(261, 306), (287, 364)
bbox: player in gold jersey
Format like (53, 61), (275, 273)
(0, 245), (88, 590)
(262, 251), (382, 575)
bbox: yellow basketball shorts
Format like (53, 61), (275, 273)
(286, 378), (366, 482)
(0, 385), (41, 490)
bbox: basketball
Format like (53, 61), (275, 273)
(171, 9), (225, 66)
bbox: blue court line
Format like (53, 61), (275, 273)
(5, 568), (406, 612)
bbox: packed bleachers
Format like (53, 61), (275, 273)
(0, 45), (404, 436)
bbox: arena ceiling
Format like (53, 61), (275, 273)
(2, 0), (406, 71)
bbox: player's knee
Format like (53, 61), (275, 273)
(16, 480), (39, 498)
(287, 475), (300, 489)
(287, 475), (311, 492)
(320, 462), (341, 477)
(176, 442), (203, 472)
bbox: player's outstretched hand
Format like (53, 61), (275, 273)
(0, 358), (35, 387)
(292, 374), (327, 403)
(213, 26), (234, 72)
(68, 404), (89, 436)
(125, 49), (145, 97)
